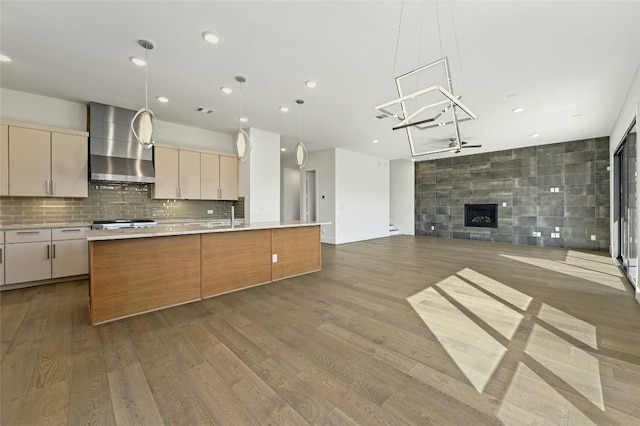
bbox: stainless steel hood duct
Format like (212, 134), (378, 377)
(88, 102), (155, 183)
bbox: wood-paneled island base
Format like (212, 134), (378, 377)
(86, 222), (324, 325)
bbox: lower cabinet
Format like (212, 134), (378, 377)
(3, 226), (89, 285)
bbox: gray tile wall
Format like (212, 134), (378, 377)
(415, 137), (610, 251)
(0, 183), (244, 225)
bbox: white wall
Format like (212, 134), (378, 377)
(281, 167), (301, 221)
(0, 88), (233, 153)
(301, 149), (336, 244)
(0, 88), (86, 130)
(239, 128), (280, 222)
(334, 148), (389, 244)
(609, 63), (640, 302)
(157, 121), (232, 153)
(390, 159), (415, 235)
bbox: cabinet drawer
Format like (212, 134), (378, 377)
(5, 229), (52, 243)
(52, 227), (90, 241)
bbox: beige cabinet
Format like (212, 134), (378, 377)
(201, 153), (238, 200)
(0, 232), (4, 286)
(219, 155), (239, 200)
(4, 226), (89, 285)
(3, 122), (88, 197)
(5, 229), (53, 285)
(52, 227), (89, 278)
(0, 124), (8, 196)
(152, 147), (201, 199)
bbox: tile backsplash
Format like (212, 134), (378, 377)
(0, 183), (244, 225)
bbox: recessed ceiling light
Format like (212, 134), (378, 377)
(156, 96), (169, 103)
(0, 54), (12, 62)
(281, 148), (286, 152)
(372, 139), (379, 144)
(305, 80), (317, 88)
(512, 107), (524, 113)
(531, 133), (540, 138)
(130, 56), (146, 66)
(220, 86), (233, 94)
(279, 106), (289, 112)
(202, 31), (220, 44)
(239, 117), (248, 123)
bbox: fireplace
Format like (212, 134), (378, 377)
(464, 203), (498, 228)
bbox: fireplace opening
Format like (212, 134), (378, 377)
(464, 203), (498, 228)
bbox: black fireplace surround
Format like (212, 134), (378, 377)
(464, 203), (498, 228)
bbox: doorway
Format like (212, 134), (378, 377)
(304, 170), (317, 222)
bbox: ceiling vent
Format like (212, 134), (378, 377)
(195, 106), (215, 114)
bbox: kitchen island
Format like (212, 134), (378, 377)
(86, 221), (325, 325)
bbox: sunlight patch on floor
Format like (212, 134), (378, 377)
(500, 254), (628, 291)
(497, 363), (596, 426)
(457, 268), (532, 310)
(438, 275), (524, 340)
(525, 324), (604, 410)
(407, 287), (506, 392)
(565, 250), (625, 277)
(538, 303), (598, 349)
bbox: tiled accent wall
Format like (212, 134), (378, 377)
(415, 137), (610, 251)
(0, 183), (244, 225)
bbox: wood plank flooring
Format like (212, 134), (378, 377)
(2, 235), (640, 425)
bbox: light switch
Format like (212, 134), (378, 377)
(272, 254), (278, 263)
(591, 235), (596, 241)
(555, 226), (560, 232)
(502, 202), (507, 207)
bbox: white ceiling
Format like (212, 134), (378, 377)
(1, 1), (639, 160)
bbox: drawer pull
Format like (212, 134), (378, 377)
(47, 244), (50, 259)
(52, 244), (56, 259)
(0, 247), (2, 264)
(16, 231), (40, 235)
(62, 229), (82, 232)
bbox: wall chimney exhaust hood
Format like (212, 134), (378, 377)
(88, 102), (155, 183)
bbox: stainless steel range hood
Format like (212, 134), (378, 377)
(88, 102), (155, 183)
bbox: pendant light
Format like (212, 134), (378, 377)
(235, 76), (251, 162)
(131, 40), (159, 150)
(293, 99), (308, 168)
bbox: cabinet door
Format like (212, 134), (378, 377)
(52, 239), (88, 278)
(219, 155), (238, 200)
(179, 150), (201, 199)
(5, 242), (52, 284)
(0, 124), (8, 196)
(0, 244), (4, 286)
(8, 126), (51, 196)
(200, 153), (221, 200)
(152, 146), (179, 199)
(51, 132), (88, 197)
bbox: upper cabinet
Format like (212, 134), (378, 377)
(152, 144), (238, 201)
(151, 146), (201, 199)
(0, 121), (88, 198)
(201, 153), (239, 200)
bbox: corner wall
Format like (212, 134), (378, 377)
(390, 159), (415, 235)
(415, 138), (610, 250)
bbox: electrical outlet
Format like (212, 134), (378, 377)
(272, 254), (278, 263)
(550, 188), (554, 192)
(532, 231), (541, 237)
(207, 210), (213, 214)
(555, 226), (560, 232)
(551, 233), (560, 238)
(431, 225), (435, 231)
(502, 202), (507, 207)
(591, 235), (596, 241)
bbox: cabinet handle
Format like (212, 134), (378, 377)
(17, 231), (40, 235)
(0, 248), (3, 264)
(47, 244), (50, 259)
(52, 244), (56, 259)
(62, 229), (82, 232)
(51, 181), (56, 195)
(46, 180), (51, 195)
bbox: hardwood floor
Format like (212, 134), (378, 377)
(2, 235), (639, 425)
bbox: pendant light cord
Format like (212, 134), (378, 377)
(389, 2), (404, 97)
(449, 2), (466, 94)
(435, 0), (443, 59)
(239, 82), (243, 131)
(298, 102), (302, 143)
(144, 47), (149, 111)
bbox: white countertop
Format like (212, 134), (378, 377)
(85, 221), (328, 241)
(0, 222), (91, 231)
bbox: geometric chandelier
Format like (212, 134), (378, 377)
(375, 56), (477, 157)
